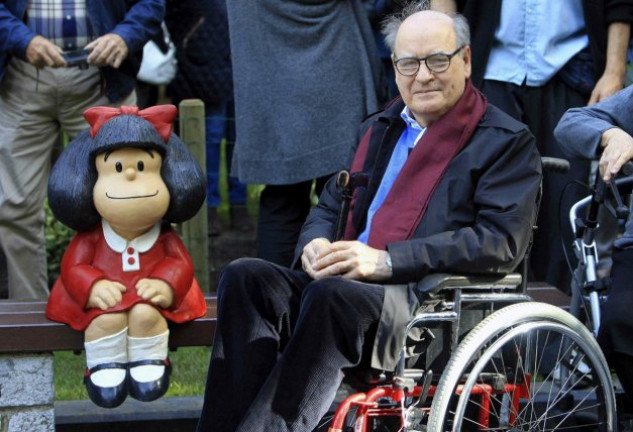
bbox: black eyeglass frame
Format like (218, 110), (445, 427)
(393, 45), (465, 76)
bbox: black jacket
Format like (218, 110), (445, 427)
(294, 96), (542, 369)
(458, 0), (633, 87)
(165, 0), (232, 106)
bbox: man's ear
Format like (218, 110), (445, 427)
(462, 45), (472, 79)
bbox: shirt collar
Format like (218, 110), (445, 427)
(400, 106), (424, 131)
(102, 220), (161, 253)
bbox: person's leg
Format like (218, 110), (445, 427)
(599, 246), (633, 410)
(521, 77), (588, 292)
(197, 258), (311, 432)
(257, 181), (314, 267)
(612, 353), (633, 412)
(0, 59), (62, 298)
(224, 100), (253, 231)
(204, 104), (225, 235)
(205, 104), (225, 209)
(236, 276), (384, 432)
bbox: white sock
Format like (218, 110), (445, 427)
(128, 330), (169, 383)
(84, 327), (128, 387)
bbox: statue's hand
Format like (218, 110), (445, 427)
(136, 278), (174, 309)
(87, 280), (127, 310)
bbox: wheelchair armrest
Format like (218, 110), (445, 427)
(415, 273), (523, 296)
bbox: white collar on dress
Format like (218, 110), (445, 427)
(101, 219), (161, 253)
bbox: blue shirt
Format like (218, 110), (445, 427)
(26, 0), (93, 51)
(358, 107), (426, 244)
(485, 0), (589, 86)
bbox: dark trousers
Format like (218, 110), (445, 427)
(481, 77), (590, 292)
(599, 247), (633, 409)
(196, 258), (384, 432)
(257, 177), (330, 268)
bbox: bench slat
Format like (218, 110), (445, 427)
(0, 297), (217, 353)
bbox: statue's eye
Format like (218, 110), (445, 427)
(115, 162), (123, 173)
(137, 161), (144, 171)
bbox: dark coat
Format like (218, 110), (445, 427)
(165, 0), (232, 106)
(226, 0), (382, 184)
(294, 97), (542, 370)
(458, 0), (633, 88)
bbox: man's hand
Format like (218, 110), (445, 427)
(301, 239), (393, 281)
(85, 33), (128, 68)
(87, 280), (127, 310)
(136, 278), (174, 309)
(25, 35), (65, 68)
(599, 127), (633, 182)
(588, 72), (624, 106)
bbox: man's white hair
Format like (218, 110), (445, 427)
(381, 1), (470, 54)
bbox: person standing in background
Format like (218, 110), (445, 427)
(435, 0), (633, 292)
(0, 0), (165, 299)
(226, 0), (383, 267)
(165, 0), (252, 237)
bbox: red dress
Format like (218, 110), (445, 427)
(46, 222), (206, 331)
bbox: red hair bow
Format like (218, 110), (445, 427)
(83, 105), (178, 142)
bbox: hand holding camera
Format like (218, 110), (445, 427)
(62, 49), (91, 69)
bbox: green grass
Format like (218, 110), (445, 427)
(54, 346), (211, 400)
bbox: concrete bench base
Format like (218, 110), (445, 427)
(0, 353), (55, 432)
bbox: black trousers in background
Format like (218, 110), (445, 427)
(257, 177), (330, 268)
(481, 77), (589, 292)
(196, 258), (384, 432)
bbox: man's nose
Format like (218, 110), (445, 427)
(125, 167), (136, 180)
(414, 63), (434, 81)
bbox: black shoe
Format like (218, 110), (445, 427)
(84, 362), (128, 408)
(127, 358), (171, 402)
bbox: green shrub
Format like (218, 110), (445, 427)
(44, 199), (74, 287)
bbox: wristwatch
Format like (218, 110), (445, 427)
(385, 253), (393, 272)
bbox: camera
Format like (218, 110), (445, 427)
(62, 49), (90, 69)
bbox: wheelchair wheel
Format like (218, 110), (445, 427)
(426, 302), (616, 432)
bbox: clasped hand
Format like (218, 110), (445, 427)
(301, 238), (392, 281)
(87, 279), (174, 310)
(26, 34), (128, 69)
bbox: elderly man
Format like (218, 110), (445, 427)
(196, 4), (541, 432)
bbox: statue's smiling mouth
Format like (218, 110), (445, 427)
(106, 190), (159, 200)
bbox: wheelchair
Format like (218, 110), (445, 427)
(326, 158), (617, 432)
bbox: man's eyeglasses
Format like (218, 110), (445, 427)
(393, 46), (464, 76)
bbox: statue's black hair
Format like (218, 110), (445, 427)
(48, 115), (206, 231)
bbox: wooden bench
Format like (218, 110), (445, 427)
(0, 297), (217, 432)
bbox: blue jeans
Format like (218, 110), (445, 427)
(206, 101), (247, 207)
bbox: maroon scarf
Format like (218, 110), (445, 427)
(344, 79), (487, 249)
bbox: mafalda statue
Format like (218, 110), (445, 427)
(46, 105), (207, 408)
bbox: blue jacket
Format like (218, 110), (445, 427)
(0, 0), (165, 102)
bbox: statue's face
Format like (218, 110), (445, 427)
(93, 147), (170, 237)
